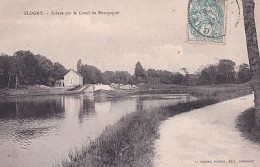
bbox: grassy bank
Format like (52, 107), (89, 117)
(137, 82), (252, 102)
(0, 82), (252, 101)
(190, 86), (252, 101)
(58, 99), (217, 167)
(236, 108), (260, 145)
(0, 86), (81, 100)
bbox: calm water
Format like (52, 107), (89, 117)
(0, 94), (192, 167)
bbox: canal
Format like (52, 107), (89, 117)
(0, 94), (192, 167)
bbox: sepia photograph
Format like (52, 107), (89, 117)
(0, 0), (260, 166)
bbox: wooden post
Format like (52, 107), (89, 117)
(242, 0), (260, 126)
(7, 75), (10, 88)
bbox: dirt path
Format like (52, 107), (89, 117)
(154, 95), (260, 167)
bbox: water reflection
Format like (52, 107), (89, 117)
(0, 96), (65, 119)
(0, 94), (191, 167)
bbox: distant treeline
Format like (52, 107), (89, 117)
(0, 50), (253, 89)
(77, 59), (252, 86)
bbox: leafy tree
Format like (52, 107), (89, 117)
(186, 73), (199, 86)
(159, 70), (175, 84)
(146, 68), (185, 85)
(101, 71), (116, 84)
(11, 50), (41, 86)
(199, 65), (218, 85)
(52, 62), (68, 81)
(198, 60), (238, 85)
(0, 54), (12, 88)
(238, 63), (252, 83)
(172, 72), (185, 85)
(134, 61), (146, 83)
(115, 71), (133, 84)
(147, 69), (160, 83)
(216, 59), (236, 84)
(34, 54), (54, 85)
(77, 59), (82, 72)
(180, 68), (189, 85)
(78, 63), (103, 84)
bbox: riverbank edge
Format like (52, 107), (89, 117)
(0, 91), (82, 101)
(0, 82), (252, 100)
(236, 108), (260, 145)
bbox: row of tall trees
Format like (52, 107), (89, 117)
(0, 51), (67, 88)
(133, 59), (252, 86)
(76, 59), (252, 86)
(77, 60), (135, 84)
(0, 51), (253, 89)
(198, 59), (252, 85)
(77, 60), (186, 85)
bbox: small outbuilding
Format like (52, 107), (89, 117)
(64, 70), (83, 87)
(55, 79), (64, 87)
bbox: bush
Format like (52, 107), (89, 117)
(236, 108), (260, 144)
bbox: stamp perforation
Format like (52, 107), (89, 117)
(186, 0), (229, 45)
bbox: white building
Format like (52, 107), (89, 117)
(64, 70), (83, 87)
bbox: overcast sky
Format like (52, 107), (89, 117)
(0, 0), (260, 74)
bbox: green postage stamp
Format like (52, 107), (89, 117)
(187, 0), (226, 44)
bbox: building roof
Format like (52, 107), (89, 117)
(66, 69), (83, 77)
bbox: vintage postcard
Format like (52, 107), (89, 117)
(0, 0), (260, 167)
